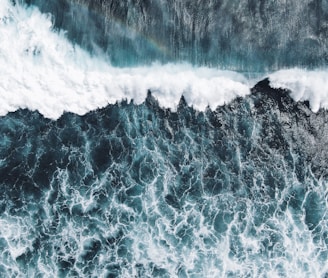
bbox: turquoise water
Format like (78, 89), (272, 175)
(22, 0), (328, 70)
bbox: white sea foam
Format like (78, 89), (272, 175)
(269, 69), (328, 112)
(1, 0), (328, 120)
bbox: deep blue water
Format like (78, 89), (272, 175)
(0, 81), (328, 277)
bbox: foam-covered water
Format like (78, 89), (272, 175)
(269, 69), (328, 112)
(1, 88), (328, 277)
(1, 0), (328, 277)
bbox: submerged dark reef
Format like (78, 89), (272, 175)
(0, 80), (328, 277)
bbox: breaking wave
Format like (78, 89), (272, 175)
(0, 0), (327, 119)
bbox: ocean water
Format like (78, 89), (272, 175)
(1, 0), (328, 277)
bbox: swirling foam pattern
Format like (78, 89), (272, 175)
(0, 83), (328, 277)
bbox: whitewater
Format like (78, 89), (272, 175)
(1, 1), (328, 278)
(0, 0), (327, 119)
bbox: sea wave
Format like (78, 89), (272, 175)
(1, 0), (327, 119)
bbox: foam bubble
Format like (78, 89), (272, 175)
(0, 217), (33, 260)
